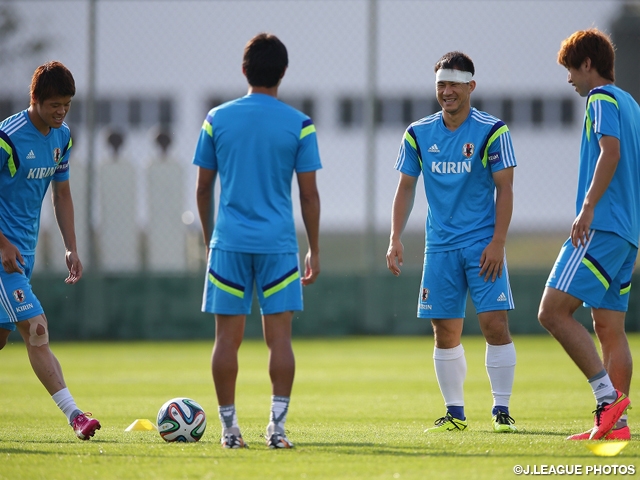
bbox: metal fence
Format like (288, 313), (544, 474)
(1, 0), (637, 274)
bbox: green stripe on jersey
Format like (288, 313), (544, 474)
(300, 124), (316, 139)
(203, 119), (213, 137)
(482, 125), (509, 168)
(0, 139), (16, 177)
(585, 94), (618, 142)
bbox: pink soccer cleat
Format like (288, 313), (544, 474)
(589, 391), (630, 440)
(567, 425), (630, 441)
(72, 412), (101, 440)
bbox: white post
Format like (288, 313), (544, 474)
(364, 0), (378, 272)
(86, 0), (98, 270)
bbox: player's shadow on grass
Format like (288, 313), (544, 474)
(1, 443), (637, 459)
(297, 442), (638, 458)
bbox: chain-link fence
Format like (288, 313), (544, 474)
(1, 0), (637, 275)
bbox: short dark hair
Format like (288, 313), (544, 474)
(434, 51), (475, 76)
(557, 28), (615, 82)
(30, 61), (76, 104)
(242, 33), (288, 88)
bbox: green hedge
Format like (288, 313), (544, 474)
(27, 271), (640, 340)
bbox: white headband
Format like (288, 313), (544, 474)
(436, 69), (473, 83)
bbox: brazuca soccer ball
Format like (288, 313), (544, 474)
(157, 397), (207, 442)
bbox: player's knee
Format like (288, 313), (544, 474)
(593, 320), (625, 344)
(537, 306), (555, 331)
(28, 317), (49, 347)
(0, 328), (11, 350)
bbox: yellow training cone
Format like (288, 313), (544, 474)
(585, 441), (629, 457)
(125, 419), (157, 431)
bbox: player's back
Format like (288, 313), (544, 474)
(199, 93), (320, 254)
(615, 86), (640, 245)
(581, 85), (640, 246)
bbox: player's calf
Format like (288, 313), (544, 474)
(0, 328), (10, 350)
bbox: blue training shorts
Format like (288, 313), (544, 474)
(202, 249), (303, 315)
(0, 255), (45, 331)
(417, 237), (514, 319)
(546, 230), (636, 311)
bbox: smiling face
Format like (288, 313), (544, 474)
(436, 79), (476, 116)
(29, 95), (72, 134)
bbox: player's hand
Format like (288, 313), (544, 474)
(0, 240), (25, 274)
(64, 250), (83, 284)
(386, 238), (404, 276)
(479, 240), (504, 282)
(571, 206), (594, 247)
(301, 249), (320, 286)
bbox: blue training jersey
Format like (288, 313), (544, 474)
(578, 84), (640, 247)
(193, 93), (322, 254)
(395, 107), (517, 252)
(0, 110), (72, 255)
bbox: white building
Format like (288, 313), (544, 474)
(0, 0), (628, 270)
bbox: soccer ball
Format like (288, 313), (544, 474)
(157, 397), (207, 442)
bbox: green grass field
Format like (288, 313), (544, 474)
(1, 335), (638, 479)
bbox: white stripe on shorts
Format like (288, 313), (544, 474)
(503, 251), (515, 310)
(556, 230), (595, 292)
(0, 277), (17, 323)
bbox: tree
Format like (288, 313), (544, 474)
(0, 4), (47, 66)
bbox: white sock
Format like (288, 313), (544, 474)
(218, 404), (239, 434)
(588, 370), (617, 405)
(433, 345), (466, 409)
(51, 388), (81, 423)
(268, 395), (290, 435)
(485, 342), (516, 409)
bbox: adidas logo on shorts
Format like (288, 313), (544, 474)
(497, 292), (507, 302)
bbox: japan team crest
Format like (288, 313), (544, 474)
(421, 288), (430, 302)
(53, 148), (61, 164)
(462, 143), (474, 158)
(13, 289), (25, 303)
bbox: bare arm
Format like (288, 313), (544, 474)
(386, 173), (418, 276)
(479, 167), (514, 282)
(297, 170), (320, 286)
(571, 134), (620, 247)
(51, 180), (82, 284)
(195, 166), (217, 251)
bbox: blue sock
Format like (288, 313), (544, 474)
(492, 405), (509, 416)
(447, 406), (465, 420)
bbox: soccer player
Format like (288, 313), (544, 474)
(194, 33), (321, 449)
(386, 51), (518, 433)
(538, 28), (637, 441)
(0, 61), (101, 440)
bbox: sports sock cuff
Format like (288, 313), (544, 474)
(218, 404), (238, 429)
(492, 405), (510, 415)
(51, 388), (80, 423)
(485, 342), (516, 367)
(587, 369), (608, 383)
(433, 344), (464, 360)
(446, 405), (465, 420)
(272, 396), (290, 404)
(51, 387), (71, 403)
